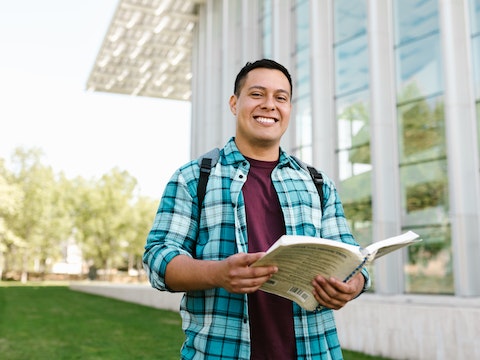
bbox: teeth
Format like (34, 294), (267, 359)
(256, 117), (275, 124)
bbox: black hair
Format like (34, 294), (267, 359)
(233, 59), (293, 98)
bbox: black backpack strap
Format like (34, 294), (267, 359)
(306, 166), (325, 208)
(197, 148), (220, 220)
(197, 157), (212, 214)
(291, 156), (325, 210)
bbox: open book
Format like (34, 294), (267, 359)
(251, 231), (421, 311)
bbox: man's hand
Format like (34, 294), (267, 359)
(165, 252), (277, 293)
(311, 272), (365, 310)
(218, 252), (278, 294)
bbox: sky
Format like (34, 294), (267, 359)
(0, 0), (191, 199)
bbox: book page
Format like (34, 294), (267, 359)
(364, 231), (420, 260)
(252, 241), (364, 311)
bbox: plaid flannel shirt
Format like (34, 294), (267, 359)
(143, 137), (370, 360)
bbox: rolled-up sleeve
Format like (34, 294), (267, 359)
(143, 168), (199, 291)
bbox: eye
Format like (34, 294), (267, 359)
(251, 92), (263, 98)
(277, 95), (288, 102)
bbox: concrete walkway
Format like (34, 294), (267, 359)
(69, 281), (183, 312)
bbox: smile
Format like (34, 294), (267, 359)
(254, 116), (277, 124)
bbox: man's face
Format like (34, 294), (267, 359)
(229, 68), (291, 154)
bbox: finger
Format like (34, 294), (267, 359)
(312, 278), (348, 310)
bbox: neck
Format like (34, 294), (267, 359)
(235, 139), (280, 161)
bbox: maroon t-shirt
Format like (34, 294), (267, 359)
(243, 157), (296, 360)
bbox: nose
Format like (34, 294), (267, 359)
(261, 95), (276, 110)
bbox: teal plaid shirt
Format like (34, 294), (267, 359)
(143, 137), (369, 360)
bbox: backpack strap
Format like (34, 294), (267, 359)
(197, 151), (325, 222)
(291, 156), (325, 210)
(197, 148), (220, 219)
(306, 166), (325, 209)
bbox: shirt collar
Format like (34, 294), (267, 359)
(223, 137), (300, 170)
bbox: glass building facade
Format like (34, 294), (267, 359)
(191, 0), (480, 299)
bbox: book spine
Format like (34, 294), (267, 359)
(343, 257), (368, 282)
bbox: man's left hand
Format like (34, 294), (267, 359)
(311, 272), (365, 310)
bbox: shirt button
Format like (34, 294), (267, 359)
(239, 174), (244, 179)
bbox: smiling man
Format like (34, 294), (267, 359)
(143, 59), (369, 360)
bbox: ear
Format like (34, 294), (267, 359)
(229, 95), (237, 116)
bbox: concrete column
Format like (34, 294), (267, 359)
(367, 0), (403, 293)
(310, 0), (337, 177)
(439, 0), (480, 296)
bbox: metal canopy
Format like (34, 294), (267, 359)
(87, 0), (203, 101)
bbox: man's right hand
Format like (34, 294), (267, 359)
(165, 252), (278, 293)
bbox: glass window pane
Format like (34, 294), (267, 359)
(334, 36), (369, 96)
(397, 96), (446, 164)
(337, 92), (370, 152)
(295, 0), (309, 50)
(393, 0), (439, 46)
(404, 225), (453, 294)
(401, 160), (449, 226)
(400, 160), (452, 294)
(294, 96), (312, 163)
(470, 0), (480, 35)
(477, 102), (480, 160)
(338, 146), (372, 249)
(334, 0), (367, 43)
(293, 1), (311, 162)
(396, 34), (443, 102)
(295, 44), (310, 99)
(397, 94), (452, 294)
(261, 0), (272, 58)
(336, 91), (372, 248)
(473, 36), (480, 100)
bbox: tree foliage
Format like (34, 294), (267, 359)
(0, 148), (159, 281)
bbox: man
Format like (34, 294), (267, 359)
(143, 59), (369, 359)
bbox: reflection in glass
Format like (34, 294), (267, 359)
(336, 93), (372, 248)
(470, 0), (480, 35)
(396, 35), (443, 101)
(261, 0), (272, 58)
(293, 0), (311, 163)
(404, 225), (453, 294)
(334, 37), (369, 96)
(334, 0), (367, 43)
(337, 93), (371, 179)
(296, 49), (310, 99)
(296, 0), (309, 51)
(473, 36), (480, 100)
(397, 95), (453, 294)
(393, 0), (453, 293)
(393, 0), (439, 46)
(400, 157), (452, 294)
(397, 96), (446, 163)
(333, 0), (371, 250)
(477, 102), (480, 160)
(294, 97), (312, 163)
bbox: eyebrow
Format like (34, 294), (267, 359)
(247, 85), (291, 97)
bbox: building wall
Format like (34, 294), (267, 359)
(336, 294), (480, 359)
(189, 0), (480, 358)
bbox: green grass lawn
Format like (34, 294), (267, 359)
(0, 282), (390, 359)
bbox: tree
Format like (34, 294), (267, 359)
(125, 195), (158, 276)
(6, 148), (72, 281)
(0, 159), (24, 279)
(72, 168), (138, 279)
